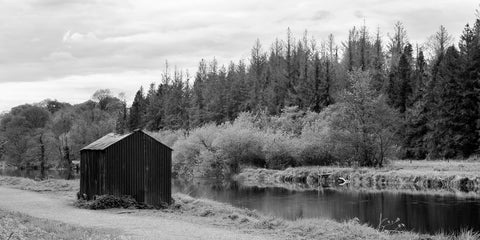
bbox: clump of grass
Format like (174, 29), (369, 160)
(75, 195), (157, 210)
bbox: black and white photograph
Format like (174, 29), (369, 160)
(0, 0), (480, 239)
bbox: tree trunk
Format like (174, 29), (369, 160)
(39, 133), (45, 171)
(63, 146), (73, 180)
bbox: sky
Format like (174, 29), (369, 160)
(0, 0), (478, 112)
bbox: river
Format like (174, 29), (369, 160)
(174, 179), (480, 235)
(1, 169), (479, 234)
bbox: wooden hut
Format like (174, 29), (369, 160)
(79, 129), (172, 206)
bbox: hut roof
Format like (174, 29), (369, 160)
(81, 129), (172, 151)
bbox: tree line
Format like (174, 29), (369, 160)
(127, 20), (479, 160)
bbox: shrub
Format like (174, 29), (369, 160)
(75, 195), (156, 210)
(213, 125), (266, 173)
(262, 133), (298, 170)
(172, 124), (222, 178)
(298, 143), (336, 166)
(196, 150), (224, 178)
(172, 139), (201, 178)
(148, 130), (185, 148)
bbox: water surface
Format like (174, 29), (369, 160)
(173, 179), (480, 234)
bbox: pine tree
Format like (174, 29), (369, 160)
(371, 29), (386, 92)
(190, 60), (207, 127)
(115, 98), (128, 134)
(429, 47), (463, 158)
(458, 20), (480, 156)
(387, 44), (413, 115)
(128, 87), (146, 130)
(403, 49), (430, 159)
(145, 83), (163, 131)
(247, 39), (267, 111)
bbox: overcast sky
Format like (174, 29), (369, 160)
(0, 0), (478, 112)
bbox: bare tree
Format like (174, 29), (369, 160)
(426, 25), (453, 60)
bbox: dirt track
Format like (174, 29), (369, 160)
(0, 187), (273, 240)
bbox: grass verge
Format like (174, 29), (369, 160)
(0, 209), (126, 240)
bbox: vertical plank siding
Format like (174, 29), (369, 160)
(79, 131), (172, 206)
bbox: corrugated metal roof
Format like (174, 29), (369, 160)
(81, 132), (130, 150)
(81, 129), (173, 151)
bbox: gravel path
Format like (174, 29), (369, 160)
(0, 187), (272, 240)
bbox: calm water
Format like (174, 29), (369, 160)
(173, 179), (480, 235)
(2, 169), (479, 234)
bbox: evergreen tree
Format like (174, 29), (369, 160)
(115, 96), (128, 134)
(145, 83), (163, 131)
(247, 39), (267, 111)
(387, 44), (414, 115)
(429, 47), (464, 158)
(458, 20), (480, 155)
(371, 29), (386, 92)
(190, 60), (207, 127)
(128, 87), (146, 130)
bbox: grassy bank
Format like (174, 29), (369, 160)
(236, 160), (480, 193)
(1, 175), (479, 240)
(0, 209), (124, 240)
(0, 175), (78, 192)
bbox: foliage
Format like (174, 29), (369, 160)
(172, 94), (399, 177)
(329, 70), (400, 167)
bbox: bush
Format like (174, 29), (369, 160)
(147, 130), (185, 148)
(172, 124), (222, 178)
(298, 143), (336, 166)
(263, 133), (298, 170)
(75, 195), (156, 210)
(214, 125), (266, 173)
(196, 150), (224, 178)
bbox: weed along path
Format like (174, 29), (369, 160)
(0, 187), (274, 240)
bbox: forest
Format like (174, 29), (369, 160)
(0, 16), (479, 176)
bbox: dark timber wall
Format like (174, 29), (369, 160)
(80, 130), (172, 206)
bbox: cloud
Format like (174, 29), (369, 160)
(0, 0), (478, 111)
(312, 10), (332, 21)
(354, 10), (364, 19)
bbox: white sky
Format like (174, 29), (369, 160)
(0, 0), (478, 112)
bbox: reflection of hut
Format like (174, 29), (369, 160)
(79, 130), (172, 206)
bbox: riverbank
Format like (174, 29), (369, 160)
(235, 160), (480, 193)
(0, 176), (479, 240)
